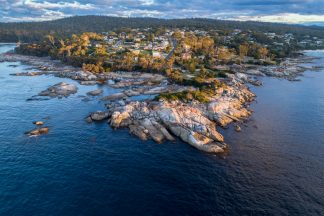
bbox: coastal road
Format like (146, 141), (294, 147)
(165, 38), (177, 61)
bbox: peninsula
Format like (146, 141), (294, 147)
(2, 16), (323, 153)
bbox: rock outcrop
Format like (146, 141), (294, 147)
(86, 111), (110, 122)
(103, 101), (229, 153)
(101, 92), (127, 101)
(87, 81), (254, 154)
(80, 81), (97, 85)
(87, 89), (103, 96)
(57, 71), (98, 81)
(10, 71), (47, 76)
(33, 121), (44, 126)
(37, 82), (78, 98)
(26, 127), (49, 136)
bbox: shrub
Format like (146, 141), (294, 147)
(156, 90), (211, 103)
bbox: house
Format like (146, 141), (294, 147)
(265, 33), (276, 39)
(133, 43), (141, 49)
(107, 39), (115, 44)
(183, 44), (191, 52)
(197, 55), (205, 60)
(91, 41), (102, 48)
(181, 52), (192, 60)
(119, 32), (127, 39)
(274, 42), (284, 46)
(124, 42), (135, 46)
(103, 36), (109, 41)
(152, 51), (162, 58)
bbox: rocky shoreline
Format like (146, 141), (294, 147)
(86, 81), (254, 153)
(1, 52), (320, 153)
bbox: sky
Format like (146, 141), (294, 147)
(1, 0), (324, 25)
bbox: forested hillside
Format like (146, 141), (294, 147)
(1, 16), (324, 42)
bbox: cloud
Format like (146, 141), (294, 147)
(139, 0), (155, 6)
(12, 0), (95, 10)
(232, 13), (324, 24)
(0, 0), (94, 22)
(1, 0), (324, 24)
(3, 10), (69, 22)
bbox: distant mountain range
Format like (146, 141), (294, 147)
(302, 22), (324, 27)
(1, 16), (324, 42)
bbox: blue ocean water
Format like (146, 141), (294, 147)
(0, 44), (323, 215)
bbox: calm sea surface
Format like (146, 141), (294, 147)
(0, 44), (323, 215)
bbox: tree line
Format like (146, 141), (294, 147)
(1, 16), (324, 42)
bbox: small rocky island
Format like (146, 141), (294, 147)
(1, 28), (322, 153)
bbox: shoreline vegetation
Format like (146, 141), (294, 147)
(1, 23), (323, 153)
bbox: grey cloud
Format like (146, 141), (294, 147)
(1, 0), (324, 23)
